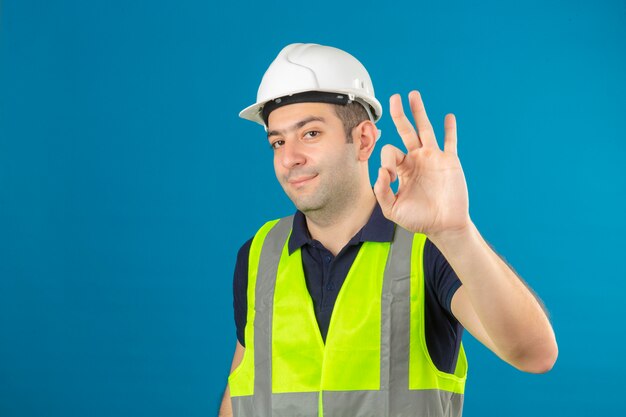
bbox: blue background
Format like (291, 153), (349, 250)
(1, 0), (625, 416)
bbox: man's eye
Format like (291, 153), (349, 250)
(304, 131), (320, 139)
(270, 140), (284, 150)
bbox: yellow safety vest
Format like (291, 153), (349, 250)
(229, 216), (467, 417)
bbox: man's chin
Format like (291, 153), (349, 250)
(282, 184), (327, 213)
(290, 197), (323, 213)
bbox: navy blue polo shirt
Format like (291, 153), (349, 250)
(233, 203), (464, 374)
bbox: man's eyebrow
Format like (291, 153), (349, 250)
(267, 116), (326, 138)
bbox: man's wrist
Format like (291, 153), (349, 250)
(427, 220), (479, 254)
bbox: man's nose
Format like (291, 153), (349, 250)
(279, 141), (306, 169)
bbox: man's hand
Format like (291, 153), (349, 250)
(374, 90), (470, 237)
(374, 92), (558, 372)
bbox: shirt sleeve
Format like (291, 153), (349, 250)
(423, 238), (464, 373)
(233, 237), (253, 347)
(424, 238), (463, 316)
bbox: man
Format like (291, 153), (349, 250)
(219, 43), (557, 417)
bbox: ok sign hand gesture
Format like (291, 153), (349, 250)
(374, 91), (471, 237)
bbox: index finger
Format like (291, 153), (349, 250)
(389, 93), (422, 151)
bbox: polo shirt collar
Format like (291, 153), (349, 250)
(287, 202), (395, 254)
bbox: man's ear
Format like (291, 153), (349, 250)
(354, 120), (377, 161)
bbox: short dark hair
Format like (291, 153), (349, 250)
(332, 102), (371, 143)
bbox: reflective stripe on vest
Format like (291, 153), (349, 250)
(228, 216), (468, 417)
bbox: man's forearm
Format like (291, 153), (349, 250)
(430, 221), (558, 371)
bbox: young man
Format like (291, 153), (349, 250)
(219, 43), (557, 417)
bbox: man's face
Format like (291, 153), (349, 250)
(267, 102), (361, 215)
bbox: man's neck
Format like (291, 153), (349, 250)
(304, 190), (377, 256)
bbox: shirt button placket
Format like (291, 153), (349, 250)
(324, 255), (333, 290)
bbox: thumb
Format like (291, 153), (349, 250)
(374, 167), (396, 218)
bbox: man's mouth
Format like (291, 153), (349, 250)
(287, 174), (318, 187)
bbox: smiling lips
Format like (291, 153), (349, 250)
(287, 174), (318, 187)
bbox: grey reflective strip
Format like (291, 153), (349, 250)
(323, 390), (463, 417)
(252, 216), (293, 417)
(271, 392), (319, 417)
(233, 391), (319, 417)
(323, 390), (387, 417)
(387, 226), (414, 412)
(231, 396), (254, 417)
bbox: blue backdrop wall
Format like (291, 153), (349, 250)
(1, 1), (625, 416)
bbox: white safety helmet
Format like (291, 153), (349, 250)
(239, 43), (382, 139)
